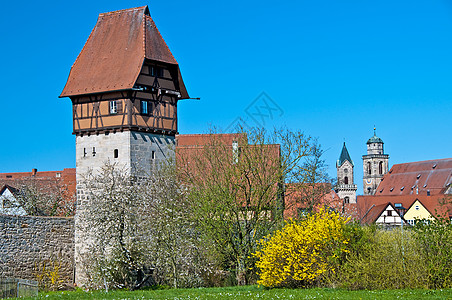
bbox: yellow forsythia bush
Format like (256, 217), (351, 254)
(253, 208), (349, 288)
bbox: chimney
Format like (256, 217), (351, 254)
(31, 168), (37, 176)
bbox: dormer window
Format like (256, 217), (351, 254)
(109, 101), (117, 114)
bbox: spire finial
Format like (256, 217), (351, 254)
(373, 126), (376, 136)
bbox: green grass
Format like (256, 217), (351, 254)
(18, 286), (452, 300)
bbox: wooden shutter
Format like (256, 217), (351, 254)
(117, 100), (123, 114)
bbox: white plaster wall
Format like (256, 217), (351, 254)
(0, 189), (26, 216)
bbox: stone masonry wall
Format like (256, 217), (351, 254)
(0, 214), (74, 284)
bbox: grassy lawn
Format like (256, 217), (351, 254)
(17, 286), (452, 300)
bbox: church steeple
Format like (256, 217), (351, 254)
(337, 142), (353, 167)
(362, 128), (389, 195)
(335, 142), (357, 204)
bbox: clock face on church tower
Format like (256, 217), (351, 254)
(366, 178), (372, 184)
(344, 168), (348, 173)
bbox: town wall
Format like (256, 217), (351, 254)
(0, 214), (74, 284)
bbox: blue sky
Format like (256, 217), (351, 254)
(0, 1), (451, 194)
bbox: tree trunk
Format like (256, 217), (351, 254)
(236, 257), (247, 286)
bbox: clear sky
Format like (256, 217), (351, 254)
(0, 1), (451, 194)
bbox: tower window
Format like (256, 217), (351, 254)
(344, 197), (350, 204)
(114, 149), (119, 158)
(83, 148), (87, 157)
(150, 66), (164, 77)
(109, 101), (117, 114)
(367, 162), (372, 175)
(151, 151), (156, 160)
(379, 161), (383, 175)
(344, 176), (349, 184)
(92, 147), (96, 157)
(141, 101), (148, 115)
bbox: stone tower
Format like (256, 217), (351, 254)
(362, 129), (389, 195)
(335, 142), (357, 203)
(59, 6), (189, 285)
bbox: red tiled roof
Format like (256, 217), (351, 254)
(0, 168), (76, 215)
(376, 158), (452, 196)
(284, 183), (343, 219)
(176, 133), (246, 147)
(356, 194), (452, 221)
(60, 6), (188, 98)
(360, 203), (389, 224)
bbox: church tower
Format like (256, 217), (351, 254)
(362, 129), (389, 195)
(60, 6), (189, 285)
(335, 142), (357, 203)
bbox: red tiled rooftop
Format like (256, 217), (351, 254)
(60, 6), (188, 98)
(377, 158), (452, 196)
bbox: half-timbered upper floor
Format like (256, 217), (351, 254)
(59, 6), (189, 136)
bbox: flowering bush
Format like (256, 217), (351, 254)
(253, 208), (349, 288)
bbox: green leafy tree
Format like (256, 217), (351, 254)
(178, 127), (330, 285)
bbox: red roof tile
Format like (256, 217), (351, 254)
(356, 194), (452, 221)
(60, 6), (188, 98)
(377, 158), (452, 196)
(360, 203), (389, 224)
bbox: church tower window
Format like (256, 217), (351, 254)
(344, 176), (349, 184)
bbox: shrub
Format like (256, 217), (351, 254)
(413, 219), (452, 288)
(336, 227), (428, 290)
(35, 259), (64, 291)
(253, 208), (349, 288)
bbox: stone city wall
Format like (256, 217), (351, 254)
(0, 214), (74, 284)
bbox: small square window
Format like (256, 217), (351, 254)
(114, 149), (119, 158)
(109, 101), (117, 114)
(387, 210), (392, 216)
